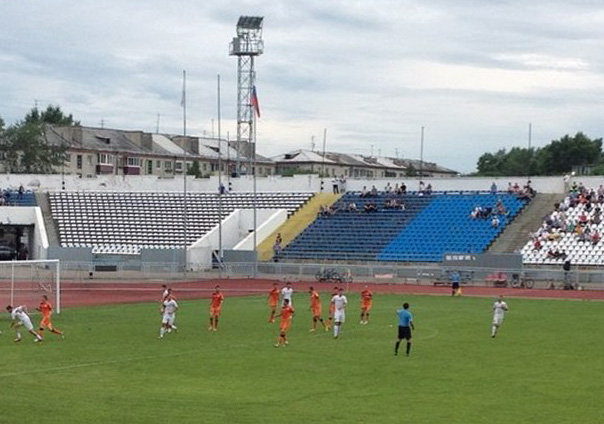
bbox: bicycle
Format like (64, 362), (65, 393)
(510, 273), (534, 289)
(315, 269), (353, 283)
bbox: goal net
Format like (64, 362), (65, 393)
(0, 259), (61, 314)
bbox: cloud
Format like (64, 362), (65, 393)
(2, 0), (604, 173)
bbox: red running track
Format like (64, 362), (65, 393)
(54, 279), (604, 308)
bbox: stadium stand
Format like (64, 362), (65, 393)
(48, 191), (313, 255)
(522, 185), (604, 266)
(1, 190), (36, 206)
(281, 191), (529, 262)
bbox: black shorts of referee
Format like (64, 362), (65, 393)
(398, 326), (412, 340)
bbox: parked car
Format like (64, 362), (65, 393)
(0, 245), (16, 261)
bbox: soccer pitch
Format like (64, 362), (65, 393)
(1, 293), (602, 424)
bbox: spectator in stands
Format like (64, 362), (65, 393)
(348, 202), (358, 212)
(370, 185), (378, 197)
(219, 183), (226, 195)
(18, 185), (24, 200)
(533, 238), (542, 251)
(591, 230), (600, 245)
(513, 182), (520, 193)
(327, 205), (338, 216)
(275, 233), (282, 246)
(547, 249), (566, 260)
(495, 198), (508, 215)
(425, 184), (433, 195)
(318, 205), (328, 217)
(419, 181), (425, 194)
(394, 183), (400, 194)
(490, 182), (497, 194)
(339, 175), (347, 193)
(364, 201), (377, 212)
(400, 182), (407, 195)
(273, 240), (282, 262)
(4, 190), (11, 205)
(360, 186), (369, 198)
(471, 206), (483, 219)
(507, 182), (514, 194)
(332, 177), (340, 194)
(384, 182), (392, 194)
(0, 195), (5, 206)
(491, 216), (500, 229)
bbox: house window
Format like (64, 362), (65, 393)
(77, 155), (82, 169)
(147, 160), (153, 174)
(87, 155), (94, 165)
(65, 154), (71, 163)
(156, 160), (161, 169)
(203, 163), (207, 171)
(165, 161), (172, 171)
(127, 157), (141, 167)
(175, 161), (183, 172)
(97, 153), (113, 165)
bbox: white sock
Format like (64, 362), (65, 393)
(16, 331), (21, 339)
(160, 327), (166, 337)
(334, 324), (339, 337)
(491, 326), (497, 337)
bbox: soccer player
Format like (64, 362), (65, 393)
(326, 285), (339, 330)
(161, 284), (171, 302)
(309, 286), (328, 332)
(395, 302), (414, 356)
(491, 295), (509, 338)
(209, 285), (224, 331)
(360, 286), (373, 324)
(36, 295), (64, 338)
(281, 282), (293, 307)
(6, 305), (43, 342)
(275, 298), (295, 347)
(268, 283), (280, 323)
(331, 288), (348, 339)
(159, 295), (178, 338)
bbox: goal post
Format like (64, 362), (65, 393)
(0, 259), (61, 314)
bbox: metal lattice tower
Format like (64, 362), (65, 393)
(229, 16), (263, 175)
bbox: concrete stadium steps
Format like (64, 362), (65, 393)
(488, 193), (563, 253)
(257, 192), (341, 261)
(35, 192), (60, 246)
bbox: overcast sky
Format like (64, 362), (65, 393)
(2, 1), (604, 173)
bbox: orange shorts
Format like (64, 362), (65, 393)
(280, 319), (291, 332)
(269, 301), (278, 309)
(311, 306), (322, 317)
(210, 306), (222, 317)
(362, 303), (372, 312)
(40, 315), (52, 328)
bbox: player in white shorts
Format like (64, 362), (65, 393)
(159, 296), (179, 338)
(331, 288), (348, 339)
(6, 305), (43, 342)
(281, 282), (294, 307)
(491, 295), (509, 338)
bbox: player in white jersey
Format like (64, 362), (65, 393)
(161, 285), (171, 302)
(331, 288), (348, 339)
(281, 282), (294, 307)
(6, 305), (43, 342)
(159, 296), (179, 339)
(491, 295), (509, 338)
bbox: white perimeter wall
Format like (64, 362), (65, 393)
(0, 206), (49, 259)
(188, 209), (287, 270)
(2, 173), (599, 194)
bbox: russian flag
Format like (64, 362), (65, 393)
(251, 85), (260, 118)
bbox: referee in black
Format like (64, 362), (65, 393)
(395, 303), (414, 356)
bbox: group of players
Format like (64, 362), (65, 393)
(3, 295), (64, 343)
(4, 282), (508, 355)
(158, 281), (510, 355)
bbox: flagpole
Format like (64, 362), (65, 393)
(182, 70), (187, 136)
(217, 74), (223, 269)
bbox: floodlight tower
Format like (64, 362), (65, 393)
(230, 16), (264, 175)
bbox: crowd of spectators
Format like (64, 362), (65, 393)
(529, 182), (604, 260)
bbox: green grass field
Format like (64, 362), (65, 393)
(1, 293), (602, 424)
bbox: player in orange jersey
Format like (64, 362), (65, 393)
(275, 298), (295, 347)
(309, 286), (328, 332)
(36, 295), (64, 338)
(326, 286), (339, 330)
(209, 285), (224, 331)
(360, 286), (373, 325)
(267, 283), (280, 323)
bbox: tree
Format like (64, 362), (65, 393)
(405, 163), (417, 177)
(25, 105), (79, 126)
(0, 105), (76, 174)
(187, 160), (203, 178)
